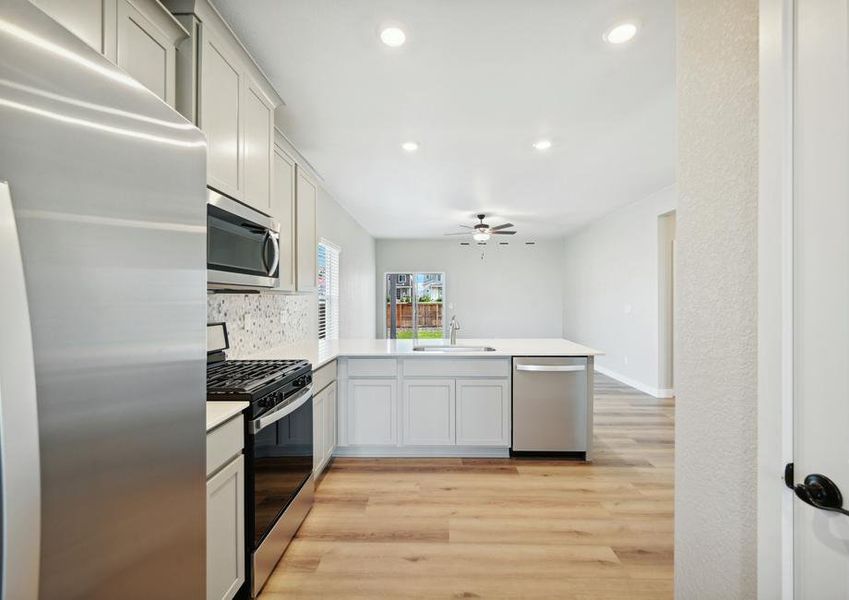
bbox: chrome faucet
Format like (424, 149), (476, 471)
(448, 315), (460, 345)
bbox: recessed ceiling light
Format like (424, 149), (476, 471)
(380, 27), (406, 47)
(401, 141), (419, 152)
(604, 23), (638, 45)
(532, 139), (552, 151)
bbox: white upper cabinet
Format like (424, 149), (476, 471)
(32, 0), (186, 106)
(114, 0), (187, 107)
(272, 145), (296, 291)
(164, 0), (282, 208)
(199, 23), (242, 199)
(32, 0), (105, 52)
(296, 169), (317, 291)
(242, 76), (274, 213)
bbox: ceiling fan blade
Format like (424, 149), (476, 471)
(490, 223), (514, 231)
(459, 224), (474, 229)
(492, 230), (517, 235)
(444, 232), (471, 236)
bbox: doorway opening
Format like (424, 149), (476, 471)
(658, 210), (676, 395)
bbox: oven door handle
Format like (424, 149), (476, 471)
(249, 385), (312, 435)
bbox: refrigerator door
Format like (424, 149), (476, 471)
(0, 2), (208, 598)
(0, 181), (41, 600)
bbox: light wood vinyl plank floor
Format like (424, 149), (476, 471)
(260, 374), (674, 599)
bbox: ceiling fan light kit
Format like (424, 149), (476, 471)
(445, 213), (517, 241)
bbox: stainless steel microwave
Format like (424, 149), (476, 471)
(207, 190), (280, 288)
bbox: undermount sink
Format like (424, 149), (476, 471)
(412, 345), (497, 353)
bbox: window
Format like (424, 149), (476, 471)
(317, 240), (340, 340)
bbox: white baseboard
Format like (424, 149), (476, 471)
(333, 445), (510, 458)
(594, 365), (675, 399)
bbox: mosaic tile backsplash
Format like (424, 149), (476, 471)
(207, 292), (317, 357)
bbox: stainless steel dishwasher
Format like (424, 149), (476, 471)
(511, 356), (592, 458)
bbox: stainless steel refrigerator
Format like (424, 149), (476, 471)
(0, 1), (207, 598)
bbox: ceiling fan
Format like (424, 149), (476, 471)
(444, 214), (517, 242)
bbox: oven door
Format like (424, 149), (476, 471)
(207, 190), (280, 288)
(249, 388), (314, 550)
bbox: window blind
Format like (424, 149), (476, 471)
(317, 240), (340, 340)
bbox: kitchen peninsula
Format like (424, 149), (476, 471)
(239, 338), (601, 464)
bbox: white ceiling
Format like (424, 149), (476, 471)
(214, 0), (675, 240)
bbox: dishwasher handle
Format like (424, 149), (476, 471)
(515, 364), (586, 373)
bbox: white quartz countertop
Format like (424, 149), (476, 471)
(206, 401), (248, 432)
(238, 338), (603, 370)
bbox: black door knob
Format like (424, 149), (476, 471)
(794, 473), (849, 517)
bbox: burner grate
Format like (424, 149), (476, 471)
(207, 359), (307, 393)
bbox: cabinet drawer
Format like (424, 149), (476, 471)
(313, 360), (337, 393)
(401, 358), (510, 378)
(347, 358), (397, 378)
(207, 415), (244, 477)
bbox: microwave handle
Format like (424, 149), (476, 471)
(266, 231), (280, 277)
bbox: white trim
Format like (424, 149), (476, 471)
(594, 365), (674, 399)
(333, 446), (509, 458)
(758, 0), (795, 597)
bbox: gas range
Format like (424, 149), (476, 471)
(205, 323), (315, 598)
(207, 358), (312, 419)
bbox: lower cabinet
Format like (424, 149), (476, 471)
(313, 361), (338, 477)
(403, 379), (455, 445)
(338, 358), (512, 455)
(347, 379), (397, 446)
(456, 379), (511, 446)
(323, 382), (337, 465)
(206, 414), (245, 600)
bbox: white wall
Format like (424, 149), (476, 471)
(375, 240), (564, 339)
(561, 185), (676, 396)
(676, 0), (758, 598)
(317, 188), (376, 339)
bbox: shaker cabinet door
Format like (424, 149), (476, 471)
(296, 170), (317, 291)
(272, 147), (297, 290)
(347, 380), (396, 446)
(324, 382), (337, 463)
(242, 77), (274, 213)
(207, 455), (245, 600)
(116, 0), (177, 106)
(455, 379), (510, 446)
(402, 379), (455, 446)
(199, 25), (242, 199)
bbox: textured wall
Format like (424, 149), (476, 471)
(675, 0), (758, 598)
(562, 185), (676, 395)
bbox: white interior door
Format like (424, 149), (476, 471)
(793, 0), (849, 596)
